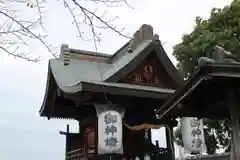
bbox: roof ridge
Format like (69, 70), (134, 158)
(59, 44), (110, 58)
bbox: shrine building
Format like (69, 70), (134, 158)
(39, 24), (183, 160)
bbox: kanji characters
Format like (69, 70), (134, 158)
(103, 112), (119, 148)
(189, 119), (204, 149)
(105, 125), (117, 136)
(192, 138), (203, 148)
(105, 137), (119, 148)
(104, 113), (117, 125)
(190, 118), (200, 127)
(191, 128), (202, 137)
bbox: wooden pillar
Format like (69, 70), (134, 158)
(228, 88), (240, 160)
(95, 118), (98, 156)
(147, 129), (152, 143)
(165, 125), (175, 160)
(169, 127), (175, 159)
(65, 125), (69, 160)
(78, 121), (81, 133)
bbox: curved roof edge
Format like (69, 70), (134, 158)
(39, 61), (52, 118)
(39, 61), (176, 118)
(154, 41), (184, 87)
(104, 40), (184, 87)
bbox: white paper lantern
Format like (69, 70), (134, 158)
(181, 117), (206, 154)
(98, 110), (123, 154)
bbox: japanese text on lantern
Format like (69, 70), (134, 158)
(190, 118), (202, 148)
(104, 113), (119, 148)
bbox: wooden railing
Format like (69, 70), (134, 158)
(66, 149), (170, 160)
(64, 140), (170, 160)
(67, 148), (84, 160)
(62, 124), (172, 160)
(66, 154), (170, 160)
(66, 147), (96, 160)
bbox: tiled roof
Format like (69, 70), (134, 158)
(102, 40), (152, 81)
(40, 24), (183, 118)
(156, 63), (240, 119)
(49, 58), (110, 91)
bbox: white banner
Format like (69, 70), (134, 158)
(181, 117), (206, 154)
(95, 104), (124, 154)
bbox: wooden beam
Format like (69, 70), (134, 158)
(59, 124), (70, 135)
(65, 125), (69, 160)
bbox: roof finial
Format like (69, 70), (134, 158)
(153, 34), (160, 41)
(60, 44), (71, 66)
(128, 24), (154, 53)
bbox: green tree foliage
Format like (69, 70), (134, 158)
(173, 0), (240, 154)
(174, 0), (240, 78)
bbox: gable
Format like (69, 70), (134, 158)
(104, 40), (183, 89)
(119, 52), (178, 89)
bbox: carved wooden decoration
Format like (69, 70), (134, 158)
(127, 64), (159, 85)
(120, 53), (162, 86)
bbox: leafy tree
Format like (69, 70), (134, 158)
(0, 0), (131, 61)
(173, 0), (240, 154)
(174, 0), (240, 78)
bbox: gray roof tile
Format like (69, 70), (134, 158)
(50, 59), (110, 90)
(102, 40), (152, 81)
(40, 38), (183, 118)
(50, 40), (152, 92)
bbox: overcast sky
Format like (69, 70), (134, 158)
(0, 0), (233, 159)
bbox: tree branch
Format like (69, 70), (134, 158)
(73, 0), (131, 39)
(0, 45), (40, 62)
(0, 9), (57, 60)
(0, 0), (132, 62)
(65, 0), (131, 50)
